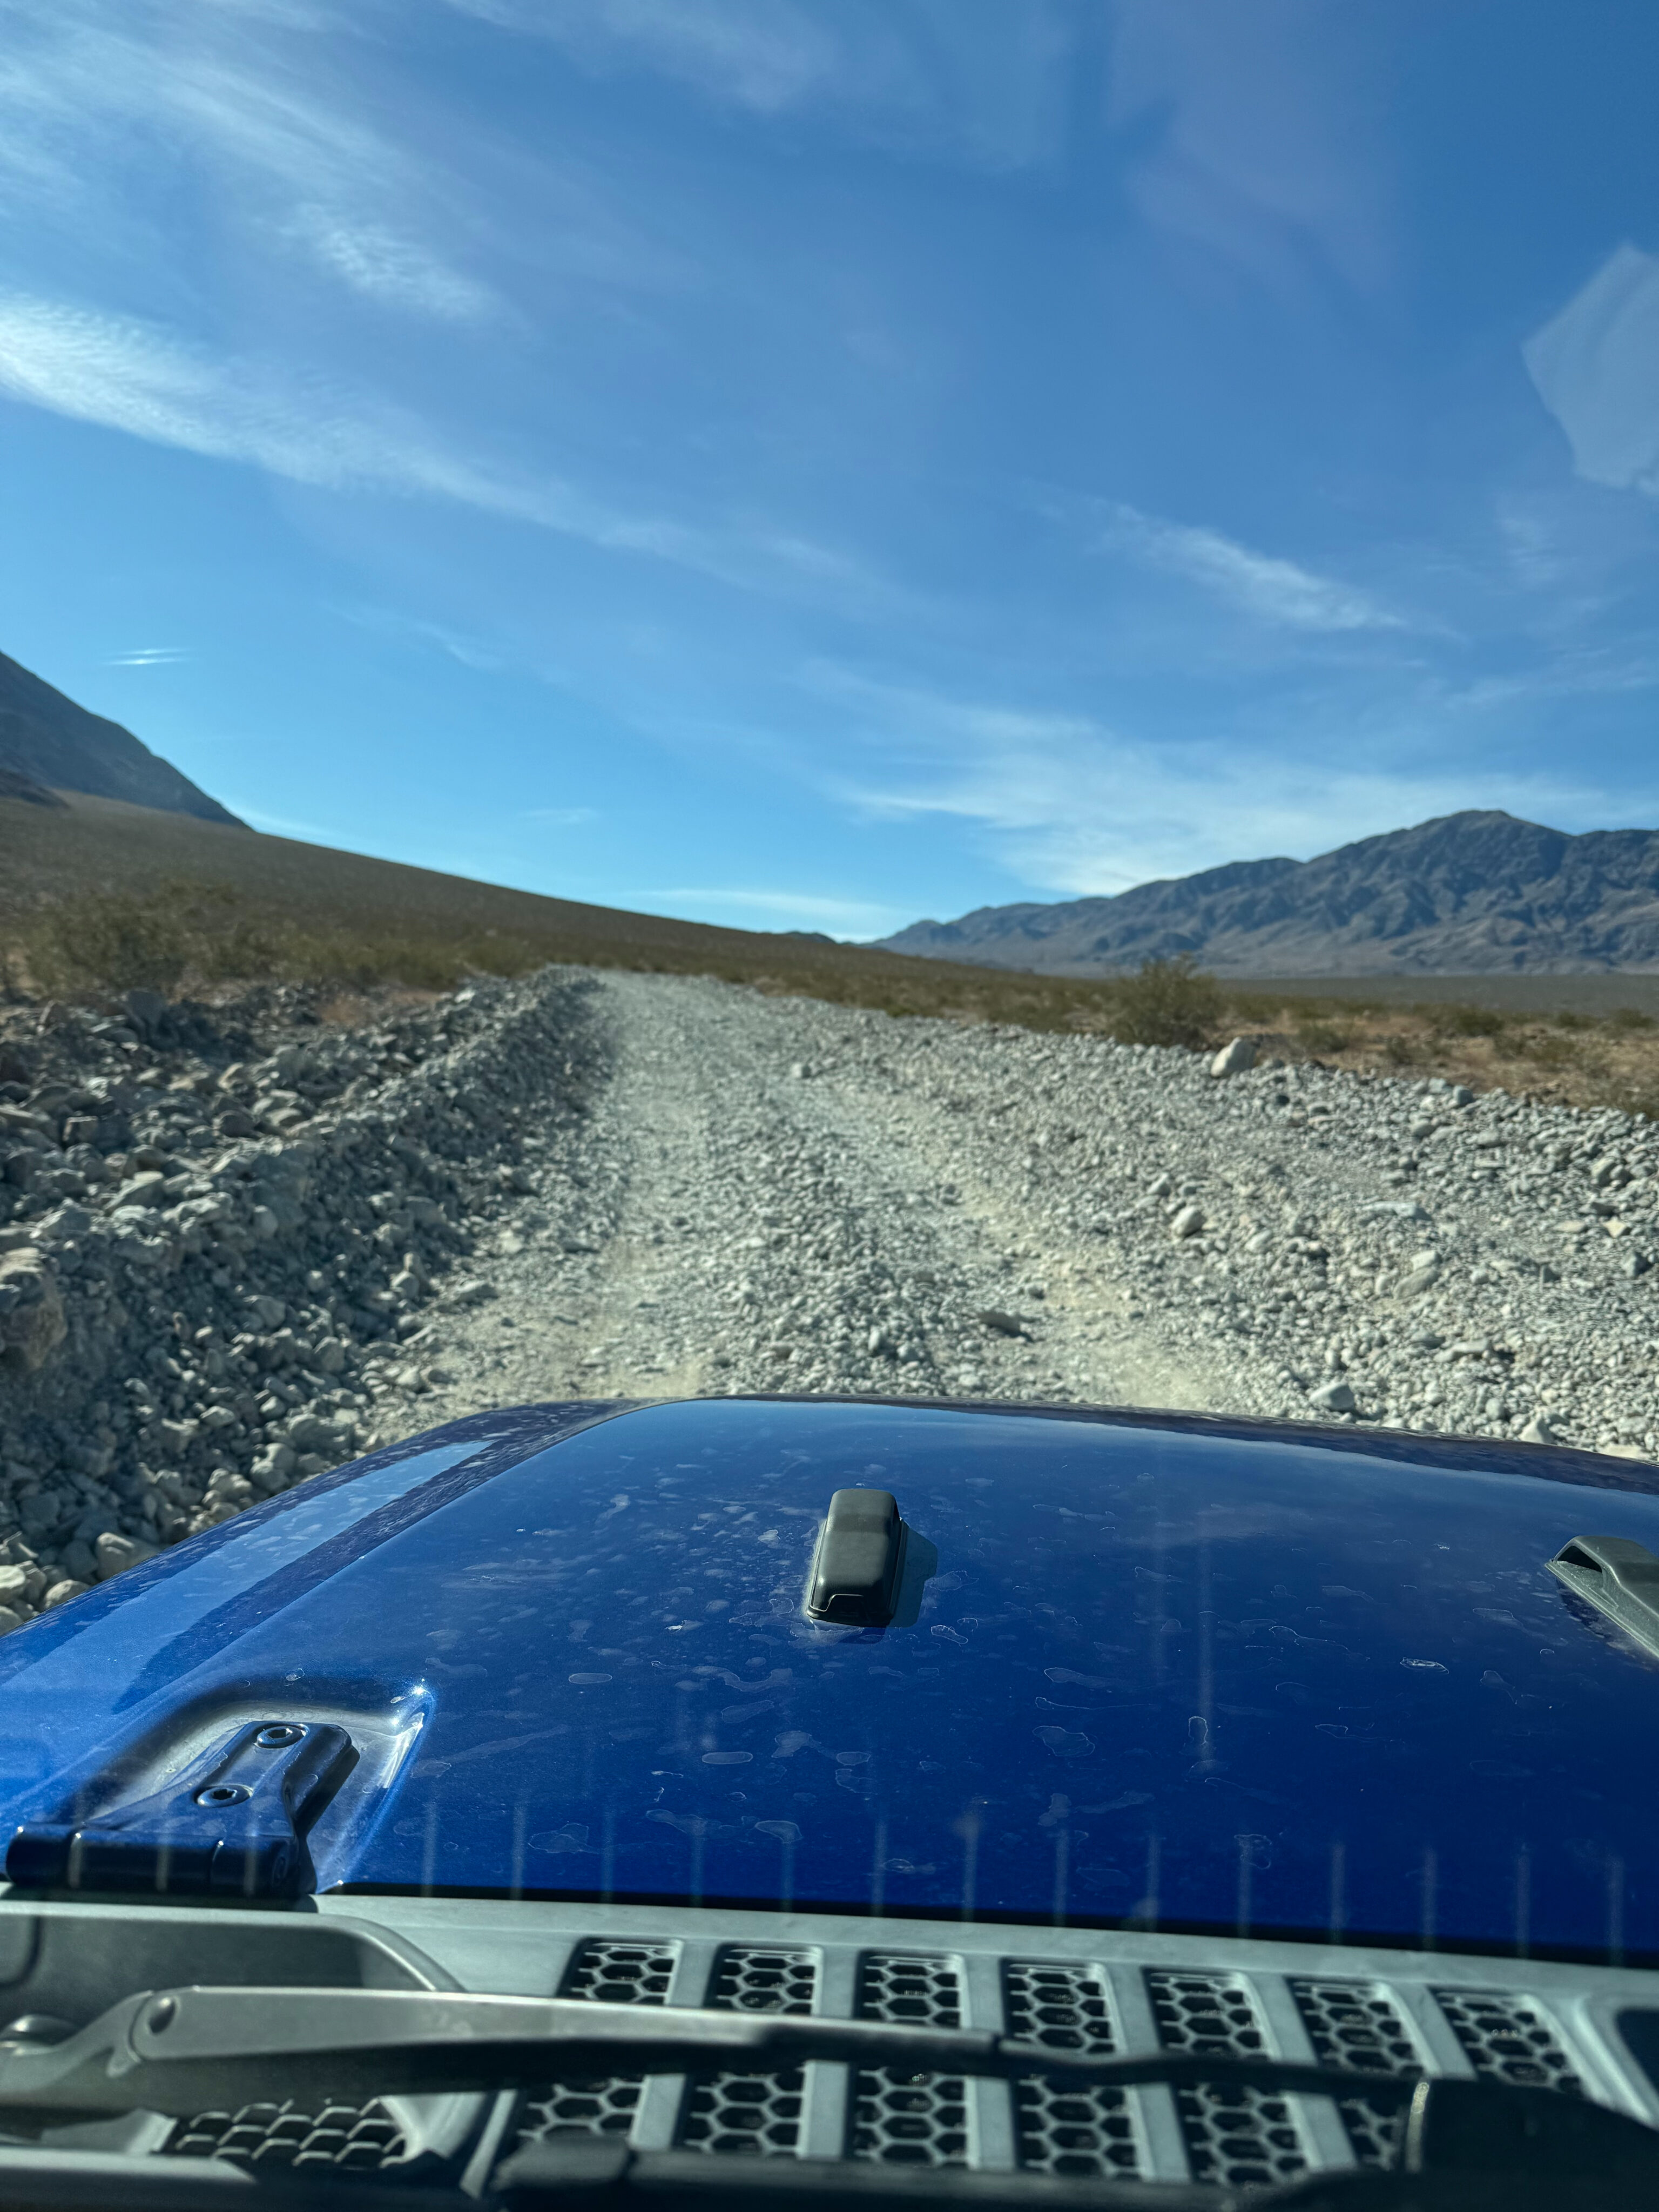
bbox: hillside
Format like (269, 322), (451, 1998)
(879, 811), (1659, 975)
(0, 648), (243, 825)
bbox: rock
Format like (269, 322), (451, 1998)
(58, 1538), (98, 1583)
(1170, 1204), (1205, 1239)
(41, 1579), (89, 1610)
(0, 1605), (28, 1636)
(121, 988), (167, 1040)
(1148, 1173), (1174, 1199)
(1519, 1415), (1556, 1445)
(1209, 1037), (1257, 1078)
(978, 1309), (1028, 1337)
(95, 1531), (157, 1580)
(1451, 1084), (1474, 1108)
(0, 1252), (65, 1373)
(1309, 1378), (1357, 1413)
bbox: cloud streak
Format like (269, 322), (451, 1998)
(813, 669), (1633, 896)
(651, 885), (907, 934)
(439, 0), (1073, 170)
(0, 289), (886, 610)
(1102, 502), (1406, 632)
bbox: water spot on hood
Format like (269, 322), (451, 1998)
(530, 1823), (594, 1855)
(1035, 1725), (1094, 1759)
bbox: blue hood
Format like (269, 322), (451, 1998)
(2, 1396), (1657, 1961)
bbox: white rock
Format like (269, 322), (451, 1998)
(95, 1531), (157, 1580)
(1519, 1415), (1556, 1445)
(41, 1578), (89, 1610)
(1309, 1379), (1357, 1413)
(1209, 1036), (1257, 1078)
(1170, 1204), (1205, 1239)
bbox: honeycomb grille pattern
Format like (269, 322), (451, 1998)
(712, 1947), (818, 2015)
(858, 1953), (962, 2027)
(564, 1940), (678, 2006)
(682, 1947), (819, 2156)
(851, 2069), (969, 2167)
(1334, 2097), (1407, 2172)
(682, 2068), (806, 2156)
(1146, 1971), (1265, 2056)
(1291, 1980), (1419, 2077)
(517, 2078), (644, 2142)
(1014, 2078), (1143, 2179)
(1432, 1989), (1584, 2095)
(168, 2099), (406, 2170)
(853, 1953), (967, 2167)
(1148, 1970), (1308, 2184)
(1289, 1978), (1420, 2171)
(1003, 1960), (1117, 2053)
(514, 1939), (678, 2150)
(1176, 2084), (1309, 2189)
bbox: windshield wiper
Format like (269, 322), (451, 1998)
(3, 1983), (1658, 2193)
(0, 1986), (1447, 2114)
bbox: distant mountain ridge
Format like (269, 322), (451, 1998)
(876, 812), (1659, 975)
(0, 650), (242, 825)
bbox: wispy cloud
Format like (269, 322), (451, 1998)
(1525, 244), (1659, 495)
(812, 667), (1631, 897)
(1101, 502), (1407, 633)
(651, 884), (906, 934)
(440, 0), (1073, 170)
(224, 799), (340, 839)
(0, 290), (885, 608)
(523, 805), (598, 825)
(107, 645), (189, 666)
(277, 205), (502, 323)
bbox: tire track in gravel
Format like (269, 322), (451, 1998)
(389, 972), (1217, 1431)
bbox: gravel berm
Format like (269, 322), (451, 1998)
(1, 965), (1654, 1630)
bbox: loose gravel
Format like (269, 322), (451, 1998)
(2, 965), (1655, 1634)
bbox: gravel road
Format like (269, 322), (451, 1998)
(381, 970), (1659, 1464)
(4, 962), (1656, 1631)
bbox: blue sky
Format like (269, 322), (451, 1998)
(3, 0), (1658, 939)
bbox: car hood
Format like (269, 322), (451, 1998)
(2, 1395), (1657, 1959)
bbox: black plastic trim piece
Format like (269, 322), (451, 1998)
(805, 1491), (907, 1626)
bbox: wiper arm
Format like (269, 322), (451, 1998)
(6, 1985), (1659, 2191)
(2, 1987), (1378, 2115)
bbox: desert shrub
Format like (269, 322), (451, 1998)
(27, 882), (195, 993)
(1556, 1011), (1591, 1032)
(1381, 1033), (1418, 1066)
(1296, 1018), (1352, 1055)
(1109, 954), (1223, 1049)
(1529, 1032), (1580, 1069)
(1610, 1007), (1656, 1032)
(1434, 1002), (1506, 1038)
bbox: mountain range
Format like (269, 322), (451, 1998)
(876, 812), (1659, 975)
(0, 650), (242, 825)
